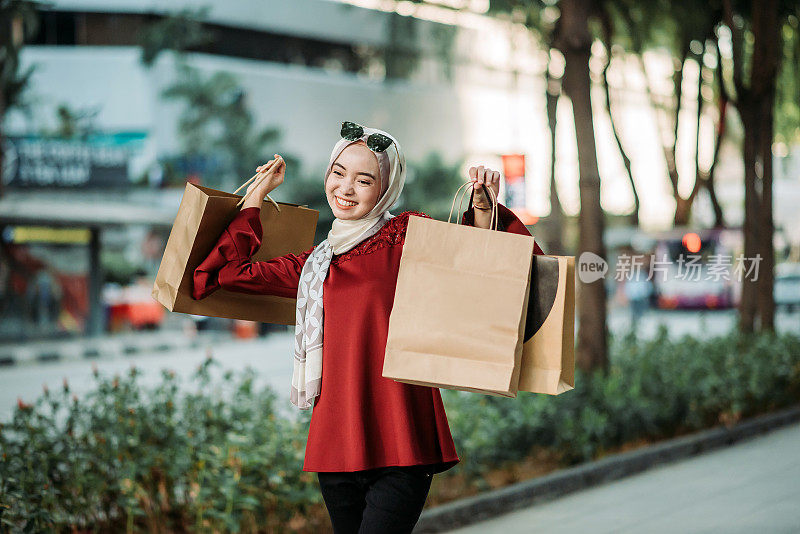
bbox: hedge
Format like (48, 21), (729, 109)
(1, 327), (799, 532)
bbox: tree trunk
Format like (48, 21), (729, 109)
(726, 0), (780, 333)
(0, 14), (8, 200)
(756, 89), (776, 332)
(556, 0), (608, 373)
(599, 7), (639, 227)
(739, 107), (759, 333)
(545, 66), (565, 255)
(0, 86), (5, 199)
(704, 96), (728, 228)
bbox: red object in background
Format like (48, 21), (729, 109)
(107, 281), (166, 330)
(52, 272), (89, 331)
(501, 154), (526, 182)
(682, 232), (702, 253)
(500, 154), (538, 225)
(233, 319), (258, 339)
(109, 302), (165, 330)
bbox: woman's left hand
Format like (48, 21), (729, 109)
(468, 165), (500, 209)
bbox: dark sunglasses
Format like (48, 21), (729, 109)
(340, 121), (394, 153)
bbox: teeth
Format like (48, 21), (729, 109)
(337, 197), (357, 207)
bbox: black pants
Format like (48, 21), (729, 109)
(317, 464), (434, 534)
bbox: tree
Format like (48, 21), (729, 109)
(487, 0), (608, 372)
(138, 7), (211, 67)
(720, 0), (795, 333)
(554, 0), (609, 372)
(544, 59), (567, 254)
(0, 0), (40, 198)
(611, 0), (728, 228)
(160, 66), (281, 190)
(138, 9), (282, 191)
(597, 3), (641, 227)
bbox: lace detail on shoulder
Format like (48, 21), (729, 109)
(330, 211), (430, 265)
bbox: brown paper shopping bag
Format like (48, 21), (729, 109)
(151, 180), (317, 324)
(518, 255), (575, 395)
(382, 183), (535, 397)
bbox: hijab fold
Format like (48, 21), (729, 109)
(291, 125), (406, 409)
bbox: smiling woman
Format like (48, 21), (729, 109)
(325, 142), (382, 220)
(192, 121), (544, 533)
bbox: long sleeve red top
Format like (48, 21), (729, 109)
(192, 203), (544, 474)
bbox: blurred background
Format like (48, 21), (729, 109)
(0, 0), (799, 532)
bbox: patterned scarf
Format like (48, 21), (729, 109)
(291, 126), (406, 409)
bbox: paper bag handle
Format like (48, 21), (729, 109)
(233, 158), (282, 212)
(447, 181), (498, 231)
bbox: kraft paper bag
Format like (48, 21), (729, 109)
(151, 182), (318, 324)
(382, 185), (535, 397)
(518, 255), (575, 395)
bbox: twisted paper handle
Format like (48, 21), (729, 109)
(233, 157), (282, 212)
(447, 181), (498, 231)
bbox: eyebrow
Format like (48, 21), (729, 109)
(333, 162), (376, 180)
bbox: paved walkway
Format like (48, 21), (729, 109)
(450, 423), (800, 534)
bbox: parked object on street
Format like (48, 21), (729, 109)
(105, 280), (165, 330)
(774, 262), (800, 312)
(151, 179), (318, 324)
(651, 229), (739, 310)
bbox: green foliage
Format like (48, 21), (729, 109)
(2, 330), (798, 530)
(137, 7), (212, 67)
(138, 9), (286, 192)
(385, 12), (421, 81)
(775, 12), (800, 144)
(101, 250), (142, 286)
(443, 327), (800, 472)
(160, 65), (282, 190)
(395, 152), (464, 221)
(1, 1), (42, 113)
(0, 358), (321, 532)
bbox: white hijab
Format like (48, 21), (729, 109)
(291, 125), (407, 409)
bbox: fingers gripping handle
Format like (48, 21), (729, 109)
(447, 181), (498, 231)
(234, 158), (282, 212)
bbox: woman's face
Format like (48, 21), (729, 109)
(325, 141), (382, 220)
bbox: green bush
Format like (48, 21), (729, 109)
(443, 326), (800, 470)
(1, 329), (799, 531)
(0, 358), (321, 533)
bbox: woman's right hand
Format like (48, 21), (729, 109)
(242, 154), (285, 209)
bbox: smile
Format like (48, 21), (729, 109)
(335, 196), (358, 208)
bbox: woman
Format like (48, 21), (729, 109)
(192, 121), (545, 533)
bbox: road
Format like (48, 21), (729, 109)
(450, 422), (800, 534)
(0, 332), (297, 421)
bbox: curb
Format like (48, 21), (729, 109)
(0, 332), (227, 367)
(415, 405), (800, 533)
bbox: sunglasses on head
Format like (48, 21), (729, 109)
(340, 121), (394, 153)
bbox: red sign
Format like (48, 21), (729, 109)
(500, 154), (538, 225)
(501, 154), (526, 182)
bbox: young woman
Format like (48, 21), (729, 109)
(192, 121), (545, 533)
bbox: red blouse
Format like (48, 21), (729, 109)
(192, 203), (544, 474)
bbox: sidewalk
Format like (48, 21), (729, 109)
(0, 329), (228, 366)
(448, 422), (800, 533)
